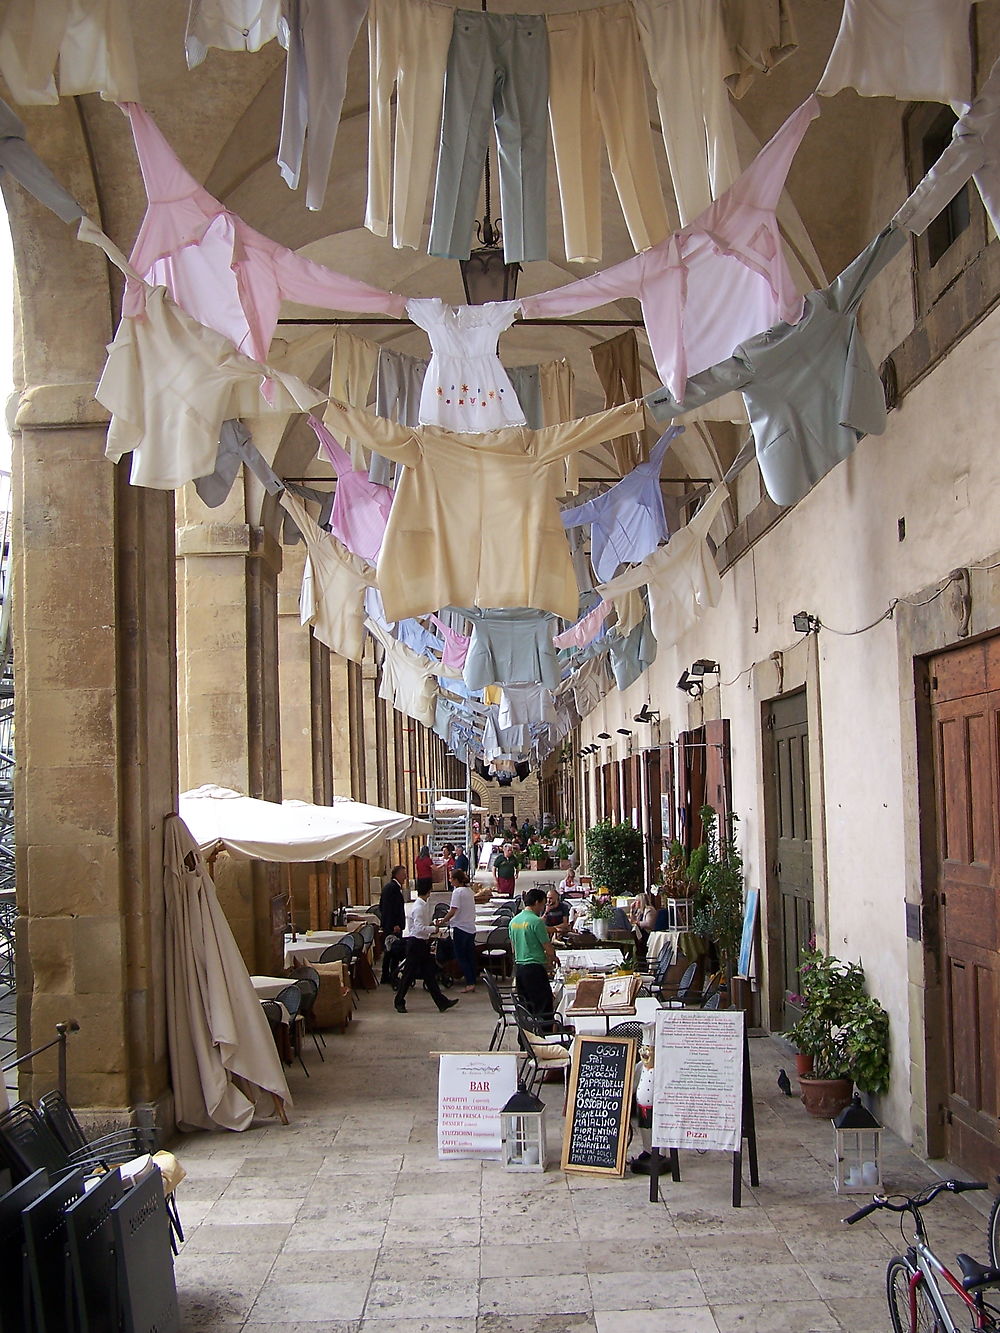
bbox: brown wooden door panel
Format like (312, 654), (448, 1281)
(930, 641), (1000, 1177)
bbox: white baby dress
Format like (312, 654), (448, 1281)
(407, 298), (526, 431)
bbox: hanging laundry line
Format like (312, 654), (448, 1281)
(275, 317), (645, 329)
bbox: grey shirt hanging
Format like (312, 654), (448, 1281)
(646, 224), (907, 508)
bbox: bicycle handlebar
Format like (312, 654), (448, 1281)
(843, 1179), (988, 1225)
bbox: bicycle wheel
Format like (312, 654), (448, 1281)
(887, 1257), (945, 1332)
(989, 1190), (1000, 1268)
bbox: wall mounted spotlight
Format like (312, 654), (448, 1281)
(676, 670), (703, 698)
(633, 704), (660, 724)
(793, 611), (821, 634)
(689, 659), (720, 678)
(616, 728), (632, 736)
(597, 732), (612, 741)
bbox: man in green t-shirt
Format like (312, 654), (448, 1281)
(493, 842), (519, 896)
(509, 888), (556, 1021)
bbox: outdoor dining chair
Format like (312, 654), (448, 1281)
(512, 1002), (573, 1107)
(608, 1021), (646, 1042)
(318, 941), (352, 965)
(287, 966), (328, 1054)
(274, 984), (310, 1075)
(482, 925), (512, 980)
(482, 970), (517, 1051)
(288, 976), (325, 1062)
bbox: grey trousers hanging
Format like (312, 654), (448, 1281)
(428, 9), (549, 264)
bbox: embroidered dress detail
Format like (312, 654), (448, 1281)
(407, 298), (525, 431)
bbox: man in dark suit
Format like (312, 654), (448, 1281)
(379, 865), (408, 987)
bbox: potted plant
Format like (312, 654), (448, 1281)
(661, 837), (706, 931)
(556, 839), (572, 869)
(527, 842), (550, 870)
(787, 944), (891, 1117)
(585, 892), (615, 941)
(692, 806), (744, 982)
(585, 820), (644, 900)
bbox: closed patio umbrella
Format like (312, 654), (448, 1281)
(164, 815), (292, 1131)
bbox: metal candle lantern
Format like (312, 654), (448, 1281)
(500, 1087), (547, 1172)
(832, 1095), (883, 1193)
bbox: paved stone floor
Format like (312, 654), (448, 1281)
(169, 976), (995, 1333)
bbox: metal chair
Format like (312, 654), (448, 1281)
(482, 925), (512, 980)
(274, 984), (309, 1075)
(289, 976), (325, 1061)
(261, 998), (293, 1067)
(38, 1089), (150, 1162)
(65, 1166), (124, 1333)
(482, 970), (517, 1051)
(22, 1167), (88, 1333)
(511, 1002), (573, 1104)
(0, 1168), (50, 1333)
(432, 903), (450, 921)
(656, 959), (701, 1006)
(287, 966), (327, 1053)
(608, 1020), (646, 1042)
(319, 941), (352, 965)
(0, 1102), (101, 1181)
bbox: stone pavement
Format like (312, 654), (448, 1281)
(169, 979), (993, 1332)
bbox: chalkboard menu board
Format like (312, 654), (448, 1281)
(561, 1035), (636, 1176)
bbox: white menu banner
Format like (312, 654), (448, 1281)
(652, 1009), (744, 1153)
(437, 1053), (519, 1159)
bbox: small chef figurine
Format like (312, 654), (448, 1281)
(630, 1039), (656, 1174)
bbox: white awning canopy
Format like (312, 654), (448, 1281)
(179, 785), (426, 862)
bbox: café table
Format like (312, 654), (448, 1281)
(282, 930), (351, 966)
(555, 948), (625, 973)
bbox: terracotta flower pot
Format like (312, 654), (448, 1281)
(799, 1076), (853, 1118)
(795, 1052), (815, 1078)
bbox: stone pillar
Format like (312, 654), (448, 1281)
(9, 172), (177, 1120)
(175, 492), (284, 972)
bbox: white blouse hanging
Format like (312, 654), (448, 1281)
(407, 297), (526, 431)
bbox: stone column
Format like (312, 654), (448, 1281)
(175, 491), (284, 972)
(9, 172), (177, 1121)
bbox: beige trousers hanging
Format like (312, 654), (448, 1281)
(324, 328), (378, 469)
(632, 0), (741, 226)
(365, 0), (453, 251)
(539, 359), (579, 493)
(546, 3), (668, 263)
(591, 329), (649, 477)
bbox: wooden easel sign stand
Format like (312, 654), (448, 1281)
(647, 1009), (759, 1207)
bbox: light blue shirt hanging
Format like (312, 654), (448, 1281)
(560, 426), (683, 583)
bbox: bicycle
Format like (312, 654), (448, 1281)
(846, 1179), (1000, 1331)
(988, 1182), (1000, 1269)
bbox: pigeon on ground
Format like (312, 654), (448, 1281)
(777, 1068), (793, 1096)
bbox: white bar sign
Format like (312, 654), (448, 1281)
(652, 1009), (744, 1153)
(437, 1053), (519, 1159)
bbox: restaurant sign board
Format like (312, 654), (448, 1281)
(561, 1035), (636, 1176)
(437, 1053), (518, 1160)
(652, 1009), (744, 1152)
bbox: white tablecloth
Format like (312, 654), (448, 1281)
(556, 949), (625, 973)
(282, 931), (351, 966)
(646, 930), (682, 964)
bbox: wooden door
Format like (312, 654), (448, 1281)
(677, 728), (707, 853)
(767, 691), (813, 1030)
(930, 639), (1000, 1177)
(644, 748), (663, 882)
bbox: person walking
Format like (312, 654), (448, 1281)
(378, 864), (408, 987)
(493, 841), (519, 898)
(394, 880), (459, 1014)
(509, 888), (557, 1022)
(440, 867), (478, 992)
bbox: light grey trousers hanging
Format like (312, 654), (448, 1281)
(428, 9), (549, 264)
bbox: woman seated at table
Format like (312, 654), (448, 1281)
(543, 888), (572, 939)
(628, 890), (661, 952)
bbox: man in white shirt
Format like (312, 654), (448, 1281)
(394, 881), (460, 1014)
(440, 868), (478, 992)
